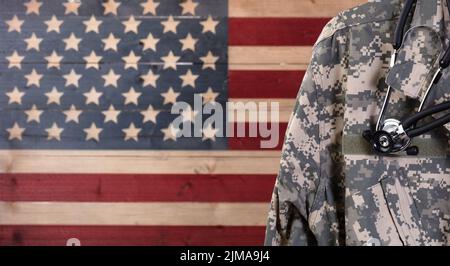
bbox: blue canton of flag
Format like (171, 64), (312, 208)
(0, 0), (228, 150)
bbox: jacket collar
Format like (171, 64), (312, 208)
(385, 0), (449, 101)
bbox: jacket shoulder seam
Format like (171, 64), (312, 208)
(314, 17), (399, 49)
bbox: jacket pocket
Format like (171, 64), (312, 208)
(401, 160), (450, 246)
(345, 181), (404, 246)
(344, 155), (426, 246)
(378, 172), (425, 246)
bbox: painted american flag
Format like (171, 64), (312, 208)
(0, 0), (363, 246)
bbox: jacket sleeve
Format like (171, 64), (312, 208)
(264, 56), (322, 246)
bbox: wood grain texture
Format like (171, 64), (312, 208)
(229, 18), (330, 46)
(0, 202), (269, 226)
(229, 0), (367, 17)
(229, 123), (287, 150)
(0, 225), (266, 246)
(229, 70), (304, 99)
(229, 46), (312, 70)
(0, 0), (369, 246)
(0, 150), (281, 174)
(229, 98), (295, 123)
(0, 174), (276, 202)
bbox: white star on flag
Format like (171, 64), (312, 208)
(103, 0), (121, 15)
(6, 87), (25, 105)
(141, 70), (160, 87)
(64, 105), (82, 123)
(83, 16), (102, 33)
(141, 0), (159, 15)
(7, 123), (25, 141)
(201, 15), (219, 34)
(123, 88), (142, 105)
(161, 124), (180, 141)
(180, 70), (199, 88)
(46, 123), (64, 141)
(123, 123), (141, 141)
(63, 1), (81, 15)
(84, 87), (103, 105)
(45, 87), (63, 105)
(6, 51), (24, 69)
(45, 51), (63, 69)
(6, 15), (24, 33)
(25, 33), (42, 51)
(141, 105), (160, 124)
(64, 69), (82, 87)
(103, 105), (121, 124)
(24, 0), (42, 15)
(25, 105), (43, 123)
(161, 16), (180, 34)
(25, 69), (43, 87)
(45, 15), (63, 33)
(180, 0), (198, 15)
(84, 123), (103, 142)
(102, 69), (121, 87)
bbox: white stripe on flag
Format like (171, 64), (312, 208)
(0, 150), (281, 174)
(0, 202), (268, 226)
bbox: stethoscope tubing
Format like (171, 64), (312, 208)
(404, 101), (450, 137)
(407, 113), (450, 138)
(366, 0), (450, 155)
(393, 0), (417, 50)
(378, 0), (450, 137)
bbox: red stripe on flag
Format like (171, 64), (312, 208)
(229, 70), (303, 99)
(229, 123), (287, 150)
(229, 18), (330, 46)
(0, 174), (275, 202)
(0, 226), (266, 246)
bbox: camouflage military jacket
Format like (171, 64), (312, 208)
(265, 0), (450, 246)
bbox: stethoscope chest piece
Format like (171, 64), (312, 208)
(363, 119), (417, 156)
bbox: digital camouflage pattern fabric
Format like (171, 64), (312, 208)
(265, 0), (450, 246)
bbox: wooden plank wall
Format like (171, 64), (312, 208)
(0, 0), (367, 246)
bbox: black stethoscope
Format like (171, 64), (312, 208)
(363, 0), (450, 156)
